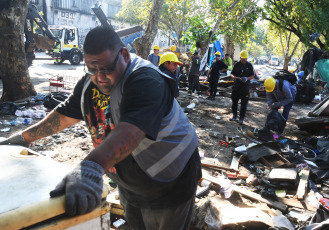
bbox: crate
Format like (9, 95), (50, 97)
(49, 75), (78, 92)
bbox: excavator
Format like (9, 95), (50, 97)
(25, 3), (144, 67)
(25, 3), (83, 66)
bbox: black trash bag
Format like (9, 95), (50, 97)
(43, 92), (69, 110)
(265, 109), (286, 133)
(0, 101), (18, 115)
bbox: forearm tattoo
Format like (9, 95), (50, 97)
(27, 112), (61, 139)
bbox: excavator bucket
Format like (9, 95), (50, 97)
(33, 33), (55, 50)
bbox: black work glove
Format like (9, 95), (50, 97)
(50, 160), (104, 216)
(0, 132), (30, 147)
(271, 102), (281, 110)
(241, 77), (248, 83)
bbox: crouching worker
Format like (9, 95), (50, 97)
(0, 26), (201, 230)
(264, 77), (297, 133)
(159, 52), (183, 98)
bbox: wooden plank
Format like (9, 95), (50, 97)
(0, 185), (108, 230)
(296, 169), (311, 200)
(202, 157), (238, 172)
(268, 168), (298, 182)
(277, 197), (317, 212)
(230, 154), (240, 171)
(232, 186), (287, 212)
(35, 201), (109, 230)
(201, 174), (287, 212)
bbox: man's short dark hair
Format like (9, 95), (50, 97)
(225, 54), (229, 57)
(83, 26), (125, 55)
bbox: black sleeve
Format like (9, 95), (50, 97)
(119, 68), (173, 140)
(55, 75), (87, 120)
(219, 62), (228, 70)
(231, 62), (240, 77)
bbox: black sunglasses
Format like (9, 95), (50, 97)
(84, 48), (123, 76)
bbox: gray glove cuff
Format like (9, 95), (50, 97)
(1, 133), (30, 147)
(80, 160), (104, 181)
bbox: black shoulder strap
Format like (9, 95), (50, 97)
(279, 79), (283, 91)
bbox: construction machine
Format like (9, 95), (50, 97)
(91, 3), (144, 53)
(25, 3), (83, 66)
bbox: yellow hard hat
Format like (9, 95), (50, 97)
(264, 77), (276, 92)
(159, 52), (183, 66)
(170, 45), (176, 52)
(215, 51), (221, 56)
(240, 50), (249, 59)
(153, 45), (160, 50)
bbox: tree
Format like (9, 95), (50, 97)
(116, 0), (151, 26)
(159, 0), (197, 47)
(0, 0), (36, 101)
(132, 0), (165, 59)
(182, 0), (260, 57)
(265, 23), (301, 70)
(263, 0), (329, 50)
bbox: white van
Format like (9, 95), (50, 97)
(270, 56), (279, 66)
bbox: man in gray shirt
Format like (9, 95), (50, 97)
(148, 45), (160, 66)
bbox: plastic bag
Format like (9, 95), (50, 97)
(265, 109), (286, 133)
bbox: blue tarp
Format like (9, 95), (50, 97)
(209, 40), (223, 67)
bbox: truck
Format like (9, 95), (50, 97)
(25, 3), (83, 66)
(270, 56), (279, 66)
(25, 3), (144, 67)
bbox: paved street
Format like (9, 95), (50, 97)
(0, 52), (85, 96)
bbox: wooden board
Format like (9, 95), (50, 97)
(201, 173), (287, 212)
(277, 197), (317, 212)
(296, 169), (310, 200)
(268, 168), (298, 182)
(230, 154), (240, 171)
(260, 154), (291, 169)
(0, 145), (108, 230)
(201, 157), (238, 172)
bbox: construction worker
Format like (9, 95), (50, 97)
(188, 51), (201, 96)
(207, 51), (227, 100)
(230, 50), (255, 125)
(53, 41), (61, 64)
(159, 52), (182, 98)
(148, 45), (160, 66)
(0, 26), (201, 229)
(170, 45), (176, 52)
(223, 53), (233, 71)
(264, 77), (297, 133)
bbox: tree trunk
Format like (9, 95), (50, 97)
(132, 0), (164, 59)
(0, 0), (36, 101)
(224, 35), (235, 59)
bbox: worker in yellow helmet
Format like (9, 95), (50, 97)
(229, 50), (255, 125)
(159, 52), (183, 98)
(264, 76), (296, 133)
(148, 45), (160, 66)
(170, 45), (176, 52)
(207, 51), (227, 100)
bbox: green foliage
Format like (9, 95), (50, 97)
(263, 0), (329, 50)
(160, 0), (198, 46)
(181, 14), (217, 45)
(182, 0), (260, 49)
(215, 0), (260, 46)
(115, 0), (151, 26)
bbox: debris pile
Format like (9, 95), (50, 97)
(191, 125), (329, 229)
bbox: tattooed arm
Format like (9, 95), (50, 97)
(85, 122), (145, 170)
(22, 110), (81, 143)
